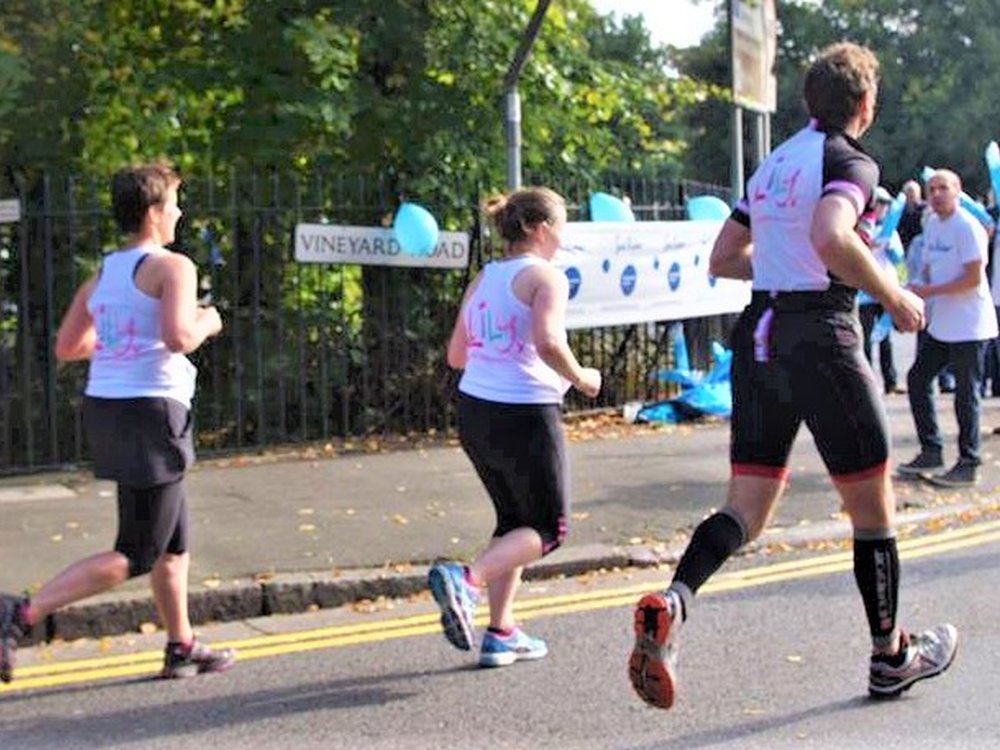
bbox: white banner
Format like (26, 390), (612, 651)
(554, 222), (751, 330)
(295, 224), (469, 269)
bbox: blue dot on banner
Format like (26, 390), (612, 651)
(653, 258), (660, 270)
(668, 262), (681, 292)
(602, 259), (611, 273)
(620, 265), (637, 296)
(565, 267), (582, 300)
(693, 255), (700, 266)
(709, 275), (718, 288)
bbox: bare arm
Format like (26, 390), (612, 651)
(530, 266), (601, 397)
(446, 272), (482, 369)
(708, 219), (753, 280)
(158, 253), (222, 353)
(55, 276), (99, 361)
(910, 260), (981, 299)
(811, 193), (924, 332)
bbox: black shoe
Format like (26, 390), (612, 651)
(0, 594), (29, 684)
(926, 460), (979, 488)
(896, 451), (944, 476)
(160, 639), (236, 679)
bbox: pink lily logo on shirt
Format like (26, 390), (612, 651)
(754, 157), (802, 209)
(467, 301), (527, 358)
(93, 305), (140, 360)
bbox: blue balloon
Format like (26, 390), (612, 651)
(686, 195), (730, 221)
(393, 202), (439, 256)
(960, 192), (996, 230)
(985, 141), (1000, 204)
(589, 192), (635, 222)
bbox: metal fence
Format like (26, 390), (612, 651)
(0, 170), (733, 474)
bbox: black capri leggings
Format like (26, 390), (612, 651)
(457, 392), (569, 554)
(114, 479), (189, 578)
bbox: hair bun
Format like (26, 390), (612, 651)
(483, 194), (508, 217)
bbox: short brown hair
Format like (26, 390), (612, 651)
(803, 42), (879, 130)
(482, 187), (566, 245)
(111, 160), (181, 234)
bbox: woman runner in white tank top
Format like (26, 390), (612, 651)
(427, 187), (601, 668)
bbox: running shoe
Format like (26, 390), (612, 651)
(629, 591), (681, 709)
(479, 628), (548, 668)
(868, 624), (958, 698)
(428, 561), (478, 651)
(0, 594), (29, 684)
(160, 639), (237, 679)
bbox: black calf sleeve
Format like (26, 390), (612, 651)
(853, 534), (899, 648)
(672, 510), (747, 595)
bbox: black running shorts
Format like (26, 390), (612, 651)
(457, 392), (569, 554)
(84, 396), (194, 488)
(114, 480), (189, 577)
(729, 293), (889, 481)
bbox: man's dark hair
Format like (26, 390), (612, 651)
(803, 42), (880, 130)
(111, 161), (181, 234)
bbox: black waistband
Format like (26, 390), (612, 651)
(751, 286), (856, 313)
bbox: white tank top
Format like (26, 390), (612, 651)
(85, 248), (197, 408)
(458, 256), (570, 404)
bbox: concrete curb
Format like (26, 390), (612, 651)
(18, 503), (984, 645)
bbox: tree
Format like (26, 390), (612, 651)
(671, 0), (1000, 194)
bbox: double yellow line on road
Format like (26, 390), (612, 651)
(5, 518), (1000, 694)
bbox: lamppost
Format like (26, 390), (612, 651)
(504, 0), (552, 190)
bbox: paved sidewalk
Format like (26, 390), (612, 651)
(3, 332), (1000, 641)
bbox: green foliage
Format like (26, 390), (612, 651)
(0, 49), (30, 145)
(672, 0), (1000, 193)
(0, 0), (695, 189)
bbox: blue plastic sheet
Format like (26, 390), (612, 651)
(636, 332), (733, 423)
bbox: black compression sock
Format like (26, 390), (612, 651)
(672, 511), (747, 595)
(853, 534), (900, 650)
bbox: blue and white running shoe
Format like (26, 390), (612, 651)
(428, 561), (479, 651)
(479, 627), (548, 668)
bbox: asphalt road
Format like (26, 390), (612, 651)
(2, 516), (998, 749)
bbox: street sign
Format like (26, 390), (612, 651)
(295, 224), (469, 269)
(0, 199), (20, 224)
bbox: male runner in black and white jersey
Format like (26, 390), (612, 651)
(628, 42), (958, 710)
